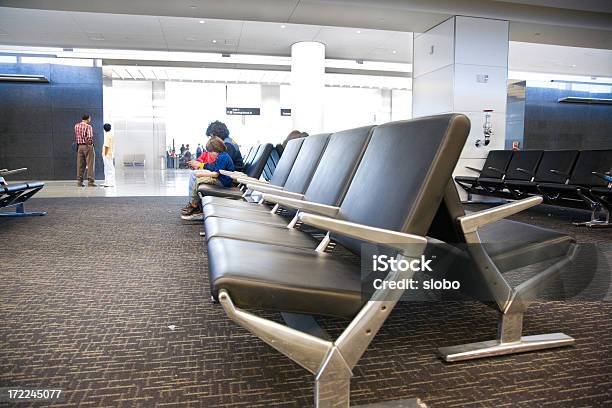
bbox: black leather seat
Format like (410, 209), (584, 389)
(198, 143), (274, 199)
(539, 150), (612, 207)
(203, 133), (330, 224)
(505, 150), (578, 197)
(207, 114), (471, 314)
(200, 138), (305, 209)
(455, 150), (513, 197)
(479, 150), (543, 197)
(204, 125), (374, 244)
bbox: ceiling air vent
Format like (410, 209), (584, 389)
(0, 74), (49, 83)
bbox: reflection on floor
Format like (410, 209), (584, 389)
(34, 168), (192, 198)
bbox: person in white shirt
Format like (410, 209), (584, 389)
(102, 123), (116, 187)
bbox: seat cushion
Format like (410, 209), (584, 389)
(479, 218), (574, 272)
(208, 237), (363, 317)
(201, 195), (273, 213)
(198, 184), (244, 199)
(203, 203), (294, 227)
(204, 217), (318, 249)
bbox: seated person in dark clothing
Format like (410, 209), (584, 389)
(205, 121), (244, 172)
(181, 136), (235, 219)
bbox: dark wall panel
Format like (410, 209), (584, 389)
(523, 83), (612, 150)
(0, 59), (103, 180)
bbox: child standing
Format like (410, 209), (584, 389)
(102, 123), (115, 187)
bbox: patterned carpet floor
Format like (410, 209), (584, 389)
(0, 197), (611, 407)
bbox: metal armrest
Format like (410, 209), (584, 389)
(592, 171), (612, 182)
(465, 166), (482, 174)
(247, 183), (286, 195)
(259, 189), (304, 201)
(459, 196), (543, 234)
(549, 169), (570, 177)
(298, 212), (427, 257)
(486, 166), (504, 176)
(262, 195), (340, 218)
(516, 167), (533, 176)
(0, 168), (27, 176)
(238, 177), (268, 186)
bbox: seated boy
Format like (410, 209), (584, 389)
(181, 137), (234, 220)
(186, 147), (217, 198)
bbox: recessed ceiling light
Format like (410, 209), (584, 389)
(571, 64), (577, 68)
(392, 50), (397, 54)
(356, 30), (361, 34)
(281, 24), (286, 29)
(199, 20), (205, 24)
(189, 5), (196, 9)
(186, 37), (196, 41)
(212, 39), (217, 43)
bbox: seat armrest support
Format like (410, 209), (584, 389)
(465, 166), (482, 174)
(298, 212), (427, 257)
(262, 195), (340, 217)
(549, 169), (570, 177)
(592, 171), (612, 183)
(459, 196), (543, 235)
(486, 166), (505, 175)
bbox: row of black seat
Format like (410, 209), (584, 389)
(456, 149), (612, 227)
(193, 114), (582, 406)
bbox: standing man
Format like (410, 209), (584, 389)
(102, 123), (115, 187)
(75, 114), (96, 187)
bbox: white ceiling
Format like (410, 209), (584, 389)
(0, 0), (610, 49)
(0, 7), (413, 62)
(0, 4), (611, 78)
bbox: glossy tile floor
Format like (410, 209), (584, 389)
(33, 168), (192, 198)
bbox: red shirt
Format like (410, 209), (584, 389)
(75, 121), (93, 145)
(196, 151), (216, 164)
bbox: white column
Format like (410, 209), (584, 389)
(152, 81), (166, 170)
(260, 84), (281, 144)
(412, 16), (509, 200)
(291, 41), (325, 134)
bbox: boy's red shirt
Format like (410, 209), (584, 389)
(196, 151), (216, 164)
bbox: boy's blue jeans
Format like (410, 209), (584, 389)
(188, 170), (197, 196)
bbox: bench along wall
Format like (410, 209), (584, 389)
(0, 59), (104, 180)
(523, 81), (612, 150)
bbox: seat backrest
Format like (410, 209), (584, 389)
(269, 138), (305, 186)
(282, 133), (331, 193)
(275, 143), (284, 157)
(242, 145), (259, 170)
(246, 143), (273, 179)
(533, 150), (579, 183)
(263, 145), (282, 181)
(333, 114), (470, 254)
(479, 150), (513, 179)
(504, 150), (543, 181)
(568, 150), (612, 187)
(303, 126), (374, 206)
